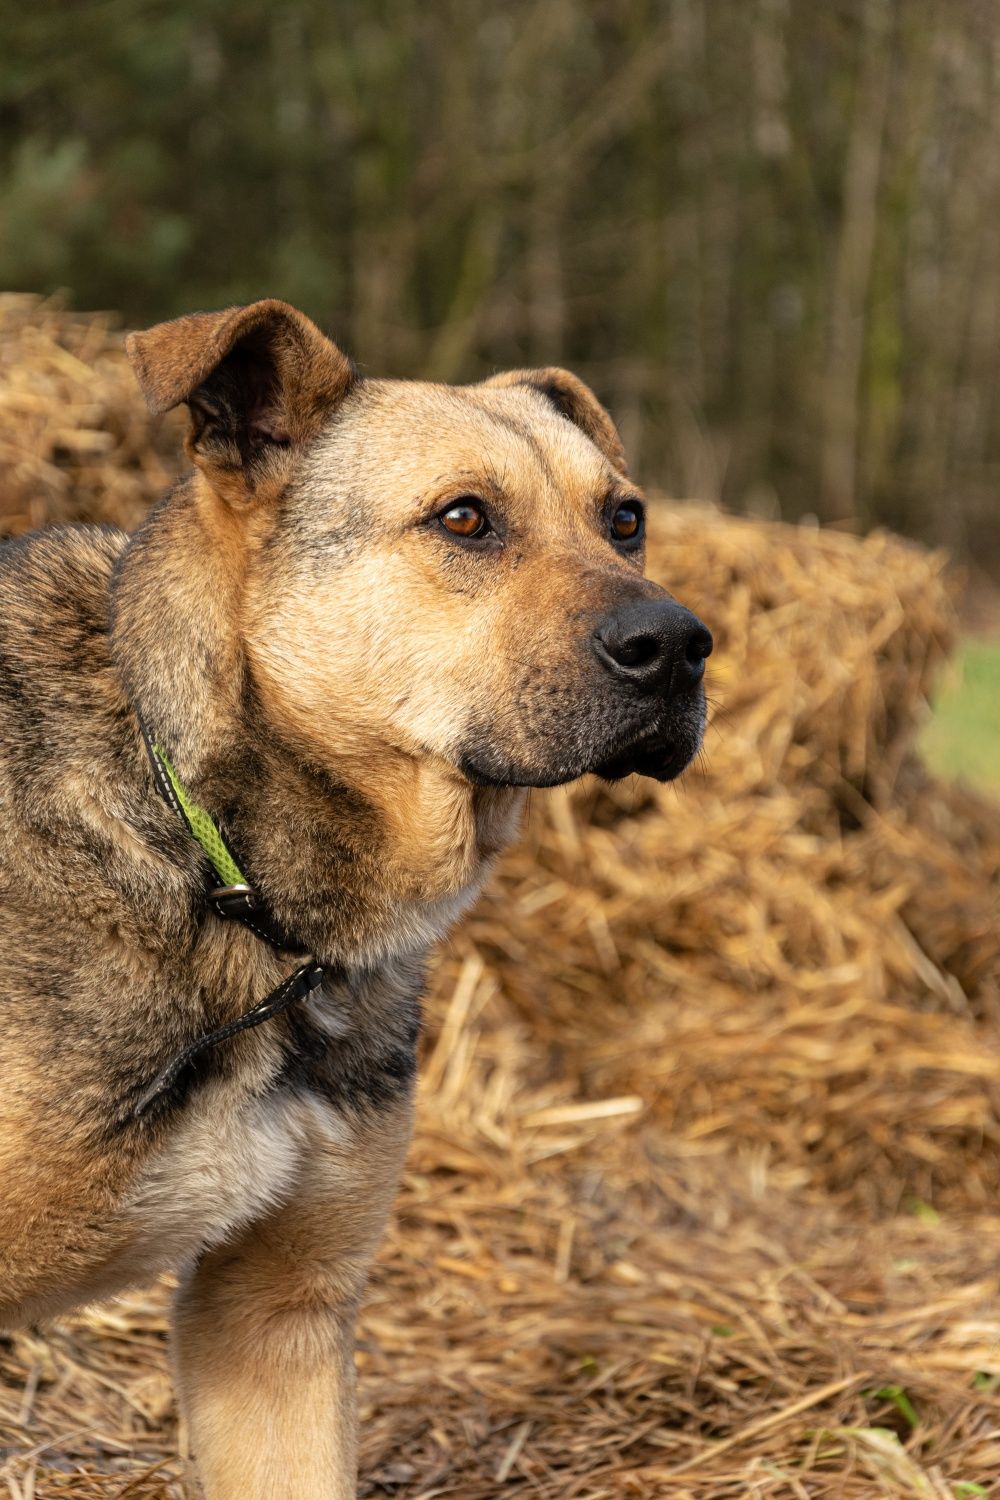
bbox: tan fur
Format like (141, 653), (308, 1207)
(0, 300), (708, 1497)
(171, 1098), (412, 1500)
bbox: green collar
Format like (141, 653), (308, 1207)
(137, 715), (305, 948)
(150, 741), (247, 890)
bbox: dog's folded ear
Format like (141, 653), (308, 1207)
(484, 367), (628, 475)
(126, 300), (355, 505)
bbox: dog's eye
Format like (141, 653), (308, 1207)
(440, 501), (490, 539)
(611, 501), (644, 542)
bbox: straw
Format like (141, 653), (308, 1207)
(1, 295), (998, 1498)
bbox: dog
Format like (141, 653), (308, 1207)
(0, 299), (711, 1498)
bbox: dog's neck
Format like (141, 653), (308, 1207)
(110, 481), (523, 966)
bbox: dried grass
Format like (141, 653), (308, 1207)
(0, 293), (182, 537)
(1, 296), (998, 1498)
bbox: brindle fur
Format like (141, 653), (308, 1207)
(0, 300), (706, 1498)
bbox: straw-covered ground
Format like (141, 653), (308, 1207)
(1, 295), (999, 1498)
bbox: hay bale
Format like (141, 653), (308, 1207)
(625, 504), (953, 808)
(1, 300), (999, 1498)
(0, 293), (182, 536)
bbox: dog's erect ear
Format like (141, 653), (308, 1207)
(125, 300), (355, 505)
(485, 367), (628, 475)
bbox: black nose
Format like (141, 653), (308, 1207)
(593, 600), (713, 695)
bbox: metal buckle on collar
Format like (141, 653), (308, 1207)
(209, 883), (259, 921)
(207, 882), (306, 954)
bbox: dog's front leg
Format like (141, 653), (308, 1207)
(171, 1098), (412, 1500)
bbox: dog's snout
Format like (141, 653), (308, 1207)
(593, 600), (713, 695)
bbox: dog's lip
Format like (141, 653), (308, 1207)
(460, 720), (692, 789)
(460, 755), (567, 790)
(589, 726), (686, 782)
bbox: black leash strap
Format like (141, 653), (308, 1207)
(133, 715), (328, 1120)
(134, 963), (325, 1118)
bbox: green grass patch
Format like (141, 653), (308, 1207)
(921, 638), (1000, 794)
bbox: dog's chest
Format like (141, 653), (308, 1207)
(82, 941), (424, 1306)
(29, 1084), (333, 1321)
(116, 1086), (339, 1284)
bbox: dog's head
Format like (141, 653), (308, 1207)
(127, 300), (711, 789)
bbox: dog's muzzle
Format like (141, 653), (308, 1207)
(460, 597), (713, 789)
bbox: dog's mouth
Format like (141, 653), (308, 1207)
(460, 706), (705, 790)
(589, 731), (695, 783)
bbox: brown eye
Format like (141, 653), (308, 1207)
(611, 502), (643, 541)
(440, 501), (490, 538)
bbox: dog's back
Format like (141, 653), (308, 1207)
(0, 526), (124, 770)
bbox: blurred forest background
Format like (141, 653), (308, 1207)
(2, 0), (1000, 569)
